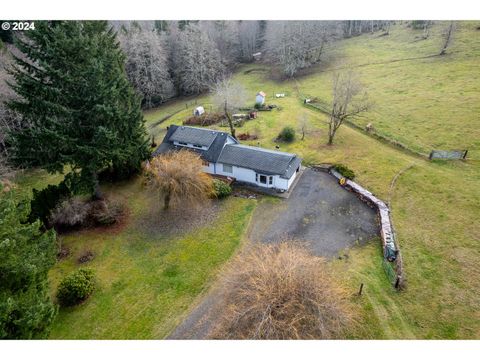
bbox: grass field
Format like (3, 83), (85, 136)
(13, 171), (256, 339)
(11, 21), (480, 339)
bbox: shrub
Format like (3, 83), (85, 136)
(183, 113), (225, 126)
(50, 198), (124, 231)
(213, 179), (232, 199)
(210, 243), (354, 339)
(56, 268), (95, 307)
(50, 198), (90, 229)
(237, 132), (259, 141)
(277, 126), (295, 142)
(28, 182), (72, 226)
(333, 164), (355, 180)
(89, 200), (124, 226)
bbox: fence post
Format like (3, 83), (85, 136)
(358, 283), (364, 296)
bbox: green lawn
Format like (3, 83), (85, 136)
(11, 21), (480, 339)
(13, 171), (256, 339)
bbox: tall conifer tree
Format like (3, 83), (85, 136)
(8, 21), (149, 196)
(0, 185), (57, 339)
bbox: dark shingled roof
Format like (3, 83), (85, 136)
(153, 125), (302, 179)
(218, 144), (301, 179)
(153, 125), (234, 163)
(169, 126), (219, 147)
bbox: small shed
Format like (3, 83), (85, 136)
(252, 52), (262, 61)
(255, 91), (266, 105)
(193, 106), (205, 116)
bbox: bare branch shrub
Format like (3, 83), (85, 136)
(50, 198), (90, 228)
(144, 150), (213, 210)
(210, 242), (354, 339)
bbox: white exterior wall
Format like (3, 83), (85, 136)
(203, 162), (215, 174)
(209, 160), (300, 191)
(216, 163), (256, 184)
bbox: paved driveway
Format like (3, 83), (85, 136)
(249, 168), (379, 256)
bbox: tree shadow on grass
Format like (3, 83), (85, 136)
(134, 196), (223, 239)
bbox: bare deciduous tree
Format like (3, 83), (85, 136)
(264, 21), (335, 77)
(298, 113), (309, 140)
(118, 26), (175, 108)
(328, 71), (370, 145)
(211, 78), (248, 139)
(440, 21), (456, 56)
(170, 24), (226, 95)
(144, 150), (213, 210)
(238, 21), (261, 62)
(199, 21), (240, 68)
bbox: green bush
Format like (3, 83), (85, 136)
(56, 268), (95, 307)
(333, 164), (355, 180)
(28, 182), (72, 226)
(277, 126), (296, 142)
(213, 179), (232, 199)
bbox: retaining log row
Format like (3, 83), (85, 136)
(326, 167), (404, 289)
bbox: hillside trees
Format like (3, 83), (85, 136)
(264, 21), (334, 77)
(238, 21), (261, 62)
(199, 21), (240, 68)
(171, 24), (226, 95)
(118, 26), (175, 108)
(0, 185), (57, 339)
(7, 21), (149, 197)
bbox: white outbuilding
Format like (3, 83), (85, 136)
(255, 91), (266, 105)
(193, 106), (205, 116)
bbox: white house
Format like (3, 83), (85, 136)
(153, 125), (302, 192)
(193, 106), (205, 116)
(255, 91), (266, 105)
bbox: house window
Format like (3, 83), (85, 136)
(223, 164), (233, 173)
(259, 175), (267, 184)
(255, 174), (258, 182)
(269, 176), (273, 185)
(178, 141), (188, 146)
(193, 144), (202, 148)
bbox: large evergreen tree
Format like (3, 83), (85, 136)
(7, 21), (149, 196)
(0, 184), (57, 339)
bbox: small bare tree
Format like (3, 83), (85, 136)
(144, 150), (213, 210)
(327, 71), (369, 145)
(211, 78), (248, 139)
(439, 21), (456, 56)
(298, 113), (309, 140)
